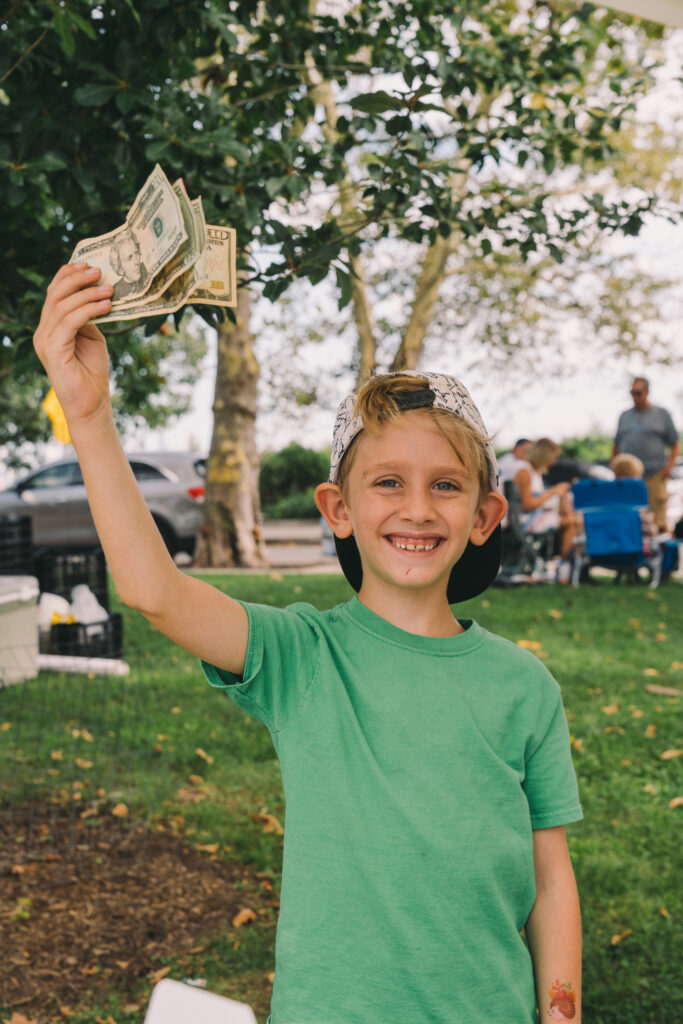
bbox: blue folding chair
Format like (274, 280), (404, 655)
(570, 478), (667, 588)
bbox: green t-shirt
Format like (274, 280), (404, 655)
(202, 597), (582, 1024)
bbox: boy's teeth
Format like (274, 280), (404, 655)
(392, 538), (438, 551)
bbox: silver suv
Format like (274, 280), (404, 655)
(0, 451), (206, 556)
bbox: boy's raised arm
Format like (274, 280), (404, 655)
(33, 264), (248, 675)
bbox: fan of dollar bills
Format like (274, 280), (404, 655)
(70, 164), (237, 324)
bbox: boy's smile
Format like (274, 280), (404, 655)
(321, 411), (503, 623)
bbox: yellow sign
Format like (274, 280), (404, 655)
(41, 387), (71, 444)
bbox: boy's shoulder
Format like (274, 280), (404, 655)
(474, 624), (562, 691)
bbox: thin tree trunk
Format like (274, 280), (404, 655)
(193, 284), (268, 568)
(390, 233), (453, 372)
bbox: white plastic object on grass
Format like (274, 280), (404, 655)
(144, 978), (258, 1024)
(37, 654), (130, 677)
(70, 583), (108, 624)
(37, 591), (72, 628)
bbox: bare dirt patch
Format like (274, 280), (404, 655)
(0, 807), (275, 1022)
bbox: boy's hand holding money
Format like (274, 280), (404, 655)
(34, 263), (114, 429)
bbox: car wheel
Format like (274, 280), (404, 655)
(152, 515), (178, 556)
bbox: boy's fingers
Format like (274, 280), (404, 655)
(35, 295), (112, 352)
(38, 278), (112, 337)
(47, 263), (102, 303)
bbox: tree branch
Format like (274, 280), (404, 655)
(0, 11), (56, 85)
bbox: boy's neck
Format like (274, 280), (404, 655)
(357, 582), (465, 638)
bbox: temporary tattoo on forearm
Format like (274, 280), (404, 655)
(548, 979), (576, 1020)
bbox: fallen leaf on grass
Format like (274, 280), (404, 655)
(644, 668), (659, 677)
(660, 749), (682, 760)
(188, 774), (204, 786)
(645, 725), (657, 738)
(660, 907), (671, 918)
(6, 1014), (38, 1024)
(601, 704), (619, 715)
(548, 609), (563, 619)
(647, 684), (683, 697)
(655, 633), (667, 642)
(631, 708), (644, 718)
(571, 738), (584, 752)
(74, 758), (93, 769)
(610, 929), (632, 946)
(51, 750), (63, 761)
(250, 812), (284, 835)
(111, 803), (128, 817)
(1, 721), (12, 731)
(170, 706), (182, 714)
(516, 639), (543, 650)
(671, 661), (683, 671)
(195, 748), (214, 764)
(669, 796), (683, 809)
(232, 907), (258, 928)
(643, 784), (658, 795)
(149, 965), (172, 983)
(194, 842), (220, 854)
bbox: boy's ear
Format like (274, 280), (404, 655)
(314, 482), (354, 538)
(469, 491), (507, 547)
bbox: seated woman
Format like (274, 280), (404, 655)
(513, 438), (576, 564)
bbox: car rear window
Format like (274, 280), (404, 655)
(129, 462), (168, 482)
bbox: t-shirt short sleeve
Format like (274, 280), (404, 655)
(200, 601), (320, 733)
(523, 691), (583, 829)
(662, 409), (679, 445)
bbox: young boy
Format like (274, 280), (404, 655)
(34, 264), (583, 1024)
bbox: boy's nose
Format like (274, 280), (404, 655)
(399, 487), (435, 522)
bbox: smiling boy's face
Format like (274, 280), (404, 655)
(333, 411), (503, 605)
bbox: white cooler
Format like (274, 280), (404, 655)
(0, 575), (39, 685)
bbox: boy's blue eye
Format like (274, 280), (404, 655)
(376, 478), (400, 488)
(434, 480), (459, 491)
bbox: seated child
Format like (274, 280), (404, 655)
(33, 264), (583, 1024)
(609, 452), (658, 552)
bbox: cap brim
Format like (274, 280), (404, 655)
(334, 525), (502, 605)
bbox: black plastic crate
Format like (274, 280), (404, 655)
(49, 612), (123, 659)
(0, 514), (34, 575)
(34, 548), (110, 612)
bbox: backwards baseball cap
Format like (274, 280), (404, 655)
(328, 371), (502, 604)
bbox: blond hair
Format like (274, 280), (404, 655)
(335, 374), (491, 502)
(610, 453), (644, 478)
(527, 437), (561, 471)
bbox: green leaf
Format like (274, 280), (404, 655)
(145, 139), (172, 161)
(64, 8), (97, 39)
(350, 91), (405, 115)
(335, 267), (353, 310)
(73, 83), (119, 106)
(53, 11), (75, 59)
(265, 176), (289, 199)
(122, 0), (142, 27)
(30, 152), (69, 172)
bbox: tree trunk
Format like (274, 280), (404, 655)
(390, 232), (452, 372)
(193, 285), (268, 568)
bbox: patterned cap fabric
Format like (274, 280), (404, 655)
(329, 371), (498, 489)
(328, 371), (502, 603)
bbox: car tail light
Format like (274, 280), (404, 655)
(187, 486), (205, 501)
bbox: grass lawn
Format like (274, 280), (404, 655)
(1, 573), (681, 1023)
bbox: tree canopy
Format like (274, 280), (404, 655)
(3, 2), (669, 350)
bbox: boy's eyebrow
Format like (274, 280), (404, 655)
(361, 461), (470, 479)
